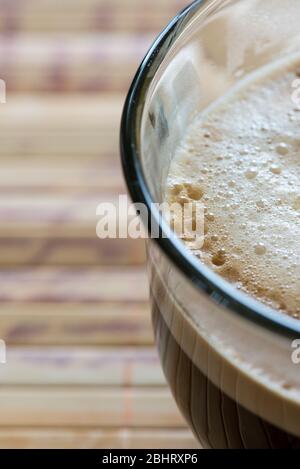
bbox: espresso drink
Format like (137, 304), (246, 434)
(167, 59), (300, 318)
(151, 57), (300, 448)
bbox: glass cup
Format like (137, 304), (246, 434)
(120, 0), (300, 448)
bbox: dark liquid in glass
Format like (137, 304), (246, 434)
(152, 299), (300, 449)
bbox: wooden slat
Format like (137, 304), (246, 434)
(0, 192), (147, 267)
(0, 95), (123, 158)
(0, 428), (199, 449)
(0, 179), (146, 265)
(0, 93), (125, 126)
(0, 157), (123, 192)
(0, 387), (185, 427)
(0, 0), (187, 33)
(0, 194), (122, 238)
(0, 238), (146, 267)
(0, 302), (152, 346)
(0, 33), (153, 93)
(0, 95), (122, 129)
(0, 132), (117, 158)
(0, 188), (146, 265)
(0, 267), (148, 302)
(0, 94), (124, 163)
(0, 347), (163, 386)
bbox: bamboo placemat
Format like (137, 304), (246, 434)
(0, 0), (187, 33)
(0, 0), (199, 449)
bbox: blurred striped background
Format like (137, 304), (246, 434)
(0, 0), (200, 449)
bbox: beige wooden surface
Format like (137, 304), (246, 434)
(0, 0), (199, 449)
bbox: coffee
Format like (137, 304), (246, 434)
(152, 299), (300, 448)
(150, 54), (300, 448)
(166, 56), (300, 318)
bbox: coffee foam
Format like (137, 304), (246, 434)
(167, 56), (300, 318)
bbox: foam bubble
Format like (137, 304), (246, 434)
(276, 142), (289, 155)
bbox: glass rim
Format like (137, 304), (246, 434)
(120, 0), (300, 339)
